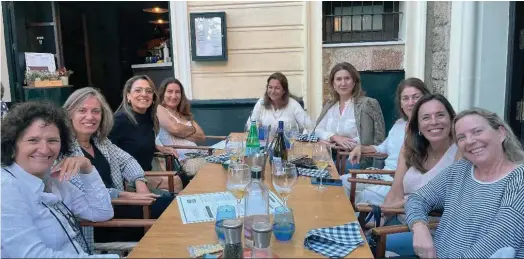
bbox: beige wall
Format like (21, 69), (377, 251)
(0, 4), (12, 102)
(187, 1), (308, 100)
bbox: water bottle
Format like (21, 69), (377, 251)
(246, 120), (261, 156)
(243, 166), (270, 248)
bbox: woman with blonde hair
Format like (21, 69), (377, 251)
(406, 108), (524, 258)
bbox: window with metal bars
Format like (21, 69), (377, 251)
(323, 1), (403, 44)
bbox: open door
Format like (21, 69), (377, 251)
(2, 1), (63, 103)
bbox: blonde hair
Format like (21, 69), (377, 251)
(63, 87), (114, 139)
(453, 108), (524, 163)
(116, 75), (159, 133)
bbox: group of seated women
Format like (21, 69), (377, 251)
(2, 60), (523, 258)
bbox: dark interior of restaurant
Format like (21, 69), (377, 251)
(59, 1), (170, 110)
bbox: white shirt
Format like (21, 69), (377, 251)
(248, 97), (313, 134)
(315, 99), (360, 142)
(372, 119), (407, 170)
(1, 163), (118, 258)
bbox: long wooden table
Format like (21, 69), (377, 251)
(128, 141), (373, 258)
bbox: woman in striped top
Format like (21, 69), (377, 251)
(405, 108), (524, 258)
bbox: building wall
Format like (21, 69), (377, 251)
(0, 4), (12, 102)
(187, 1), (308, 101)
(322, 44), (404, 103)
(424, 1), (451, 95)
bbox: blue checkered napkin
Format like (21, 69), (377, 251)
(205, 153), (230, 164)
(296, 133), (319, 142)
(297, 167), (331, 179)
(304, 222), (364, 258)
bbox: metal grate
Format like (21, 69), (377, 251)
(323, 1), (403, 44)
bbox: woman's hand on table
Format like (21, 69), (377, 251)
(330, 135), (357, 150)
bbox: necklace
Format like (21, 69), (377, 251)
(79, 142), (92, 149)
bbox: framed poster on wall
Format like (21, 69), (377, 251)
(189, 12), (228, 61)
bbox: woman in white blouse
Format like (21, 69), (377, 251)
(314, 62), (385, 169)
(343, 78), (431, 204)
(248, 72), (313, 134)
(1, 101), (116, 258)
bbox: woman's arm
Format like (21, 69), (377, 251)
(157, 105), (196, 138)
(291, 100), (314, 133)
(382, 145), (409, 208)
(1, 178), (118, 258)
(105, 140), (150, 193)
(314, 109), (335, 141)
(247, 98), (263, 126)
(66, 167), (114, 221)
(184, 120), (206, 143)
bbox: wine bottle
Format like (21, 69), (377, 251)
(271, 121), (288, 169)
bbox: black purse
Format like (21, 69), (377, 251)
(364, 205), (383, 257)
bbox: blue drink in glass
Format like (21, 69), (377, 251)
(273, 222), (295, 241)
(215, 205), (236, 244)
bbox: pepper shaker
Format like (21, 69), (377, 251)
(222, 219), (244, 259)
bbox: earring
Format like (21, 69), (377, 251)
(418, 131), (422, 136)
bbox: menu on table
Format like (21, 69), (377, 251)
(176, 191), (284, 224)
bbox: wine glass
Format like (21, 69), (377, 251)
(284, 121), (300, 159)
(226, 163), (251, 218)
(225, 136), (245, 164)
(272, 161), (298, 207)
(312, 143), (331, 192)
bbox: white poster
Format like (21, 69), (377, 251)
(194, 17), (223, 57)
(24, 52), (56, 72)
(176, 191), (284, 224)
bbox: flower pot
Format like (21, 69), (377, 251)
(60, 76), (69, 86)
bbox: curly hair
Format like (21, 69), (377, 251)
(404, 94), (456, 173)
(1, 101), (73, 166)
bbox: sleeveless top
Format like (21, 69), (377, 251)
(156, 109), (197, 160)
(403, 144), (458, 199)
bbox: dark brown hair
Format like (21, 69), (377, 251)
(264, 72), (298, 109)
(158, 78), (193, 121)
(395, 78), (431, 121)
(116, 75), (159, 132)
(1, 101), (73, 166)
(404, 94), (456, 173)
(328, 62), (363, 101)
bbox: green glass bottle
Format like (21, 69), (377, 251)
(246, 120), (261, 156)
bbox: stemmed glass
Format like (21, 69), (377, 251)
(284, 121), (300, 159)
(226, 163), (251, 218)
(272, 161), (298, 207)
(225, 136), (245, 164)
(312, 142), (331, 192)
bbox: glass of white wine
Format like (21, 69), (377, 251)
(272, 161), (298, 208)
(226, 163), (251, 218)
(312, 142), (331, 192)
(284, 121), (300, 159)
(226, 136), (245, 164)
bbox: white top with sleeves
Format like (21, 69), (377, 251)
(248, 97), (313, 133)
(1, 163), (118, 258)
(315, 99), (359, 142)
(372, 119), (407, 170)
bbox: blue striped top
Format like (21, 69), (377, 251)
(405, 159), (524, 258)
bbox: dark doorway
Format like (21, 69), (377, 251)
(58, 1), (169, 111)
(507, 1), (524, 143)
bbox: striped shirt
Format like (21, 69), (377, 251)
(405, 159), (524, 258)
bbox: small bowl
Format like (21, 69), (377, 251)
(222, 160), (230, 170)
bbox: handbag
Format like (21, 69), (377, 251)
(363, 205), (383, 257)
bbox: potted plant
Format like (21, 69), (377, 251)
(25, 70), (43, 86)
(57, 68), (74, 85)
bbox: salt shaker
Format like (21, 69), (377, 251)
(250, 222), (277, 258)
(222, 219), (244, 259)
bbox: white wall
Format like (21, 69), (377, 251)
(447, 1), (510, 117)
(0, 4), (12, 102)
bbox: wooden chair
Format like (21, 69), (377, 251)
(81, 171), (178, 255)
(334, 146), (388, 176)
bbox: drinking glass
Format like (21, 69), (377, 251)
(272, 206), (295, 242)
(272, 162), (298, 207)
(225, 136), (245, 163)
(312, 142), (331, 192)
(215, 205), (236, 244)
(284, 121), (300, 159)
(226, 163), (251, 218)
